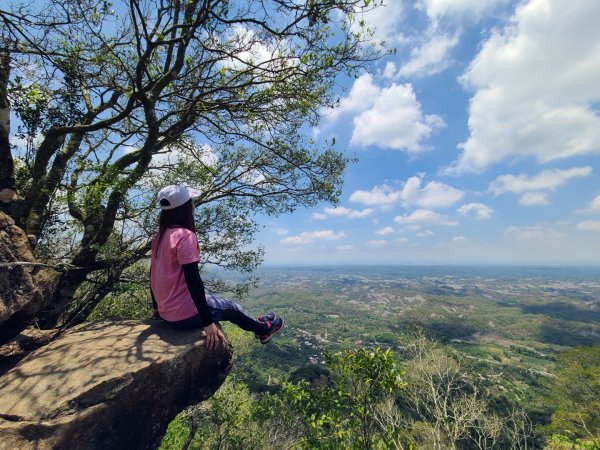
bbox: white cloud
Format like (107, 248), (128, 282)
(449, 0), (600, 173)
(577, 220), (600, 232)
(518, 192), (550, 206)
(401, 175), (464, 208)
(351, 82), (445, 152)
(336, 244), (355, 251)
(311, 212), (328, 220)
(351, 1), (406, 46)
(238, 165), (267, 186)
(304, 230), (347, 240)
(489, 167), (592, 195)
(350, 184), (402, 207)
(398, 33), (459, 78)
(418, 230), (435, 237)
(457, 202), (493, 220)
(143, 142), (218, 169)
(274, 228), (289, 236)
(394, 209), (458, 226)
(503, 225), (563, 240)
(280, 236), (306, 245)
(418, 0), (510, 20)
(324, 206), (373, 219)
(383, 62), (397, 79)
(575, 194), (600, 214)
(194, 145), (219, 167)
(224, 25), (282, 72)
(350, 175), (463, 209)
(281, 230), (347, 245)
(325, 74), (444, 153)
(451, 235), (466, 243)
(367, 239), (389, 248)
(325, 73), (380, 121)
(396, 237), (409, 243)
(375, 226), (395, 236)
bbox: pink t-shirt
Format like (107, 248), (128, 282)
(150, 227), (200, 321)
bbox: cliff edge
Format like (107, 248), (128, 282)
(0, 319), (232, 449)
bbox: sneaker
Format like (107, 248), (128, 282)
(255, 312), (276, 337)
(257, 312), (276, 323)
(258, 315), (284, 344)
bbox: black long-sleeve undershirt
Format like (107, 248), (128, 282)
(150, 262), (214, 327)
(182, 262), (213, 327)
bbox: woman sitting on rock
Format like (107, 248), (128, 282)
(150, 184), (284, 350)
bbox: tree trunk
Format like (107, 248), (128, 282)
(0, 44), (16, 202)
(0, 212), (54, 344)
(0, 45), (57, 343)
(35, 267), (88, 329)
(36, 144), (155, 329)
(25, 132), (83, 244)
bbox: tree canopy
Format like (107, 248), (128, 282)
(549, 344), (600, 442)
(0, 0), (383, 334)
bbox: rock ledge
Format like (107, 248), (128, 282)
(0, 319), (232, 449)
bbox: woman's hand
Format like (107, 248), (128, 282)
(203, 323), (224, 351)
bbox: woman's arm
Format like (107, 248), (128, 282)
(182, 262), (214, 327)
(150, 290), (160, 319)
(150, 262), (160, 318)
(182, 262), (223, 349)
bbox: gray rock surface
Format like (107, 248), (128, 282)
(0, 319), (232, 449)
(0, 211), (53, 343)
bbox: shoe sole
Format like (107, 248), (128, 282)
(260, 319), (284, 344)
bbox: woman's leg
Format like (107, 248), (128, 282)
(206, 294), (269, 335)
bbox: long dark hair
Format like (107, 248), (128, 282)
(152, 199), (196, 256)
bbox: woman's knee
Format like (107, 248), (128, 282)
(208, 295), (243, 313)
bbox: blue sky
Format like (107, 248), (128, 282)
(258, 0), (600, 265)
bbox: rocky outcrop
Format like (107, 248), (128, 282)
(0, 319), (233, 449)
(0, 211), (53, 343)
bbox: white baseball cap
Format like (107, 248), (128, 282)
(157, 185), (191, 210)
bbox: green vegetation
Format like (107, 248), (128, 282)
(91, 266), (600, 448)
(160, 332), (539, 449)
(279, 347), (405, 449)
(548, 345), (600, 442)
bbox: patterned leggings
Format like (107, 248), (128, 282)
(167, 294), (269, 335)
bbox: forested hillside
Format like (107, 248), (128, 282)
(92, 266), (600, 449)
